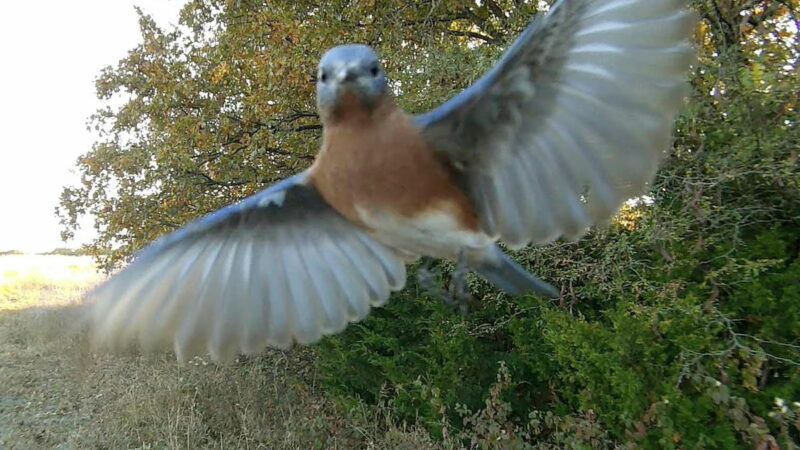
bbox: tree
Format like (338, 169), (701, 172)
(58, 0), (545, 269)
(59, 0), (799, 446)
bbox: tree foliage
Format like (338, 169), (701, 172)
(60, 0), (799, 447)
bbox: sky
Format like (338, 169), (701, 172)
(0, 1), (188, 253)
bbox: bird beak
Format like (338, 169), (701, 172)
(335, 65), (358, 84)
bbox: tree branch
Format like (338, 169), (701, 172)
(447, 29), (497, 44)
(185, 169), (249, 187)
(484, 0), (505, 20)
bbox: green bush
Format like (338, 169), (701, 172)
(317, 221), (799, 447)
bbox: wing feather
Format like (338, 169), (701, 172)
(332, 233), (387, 305)
(263, 243), (293, 350)
(239, 243), (270, 354)
(138, 239), (222, 352)
(315, 236), (371, 322)
(174, 235), (234, 361)
(281, 227), (323, 346)
(297, 237), (348, 335)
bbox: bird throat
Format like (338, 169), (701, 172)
(323, 90), (386, 124)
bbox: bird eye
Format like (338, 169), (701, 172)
(320, 72), (328, 82)
(370, 66), (379, 77)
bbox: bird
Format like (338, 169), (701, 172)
(87, 0), (694, 363)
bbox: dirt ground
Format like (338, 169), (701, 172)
(0, 255), (437, 449)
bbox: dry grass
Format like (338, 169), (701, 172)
(0, 255), (440, 449)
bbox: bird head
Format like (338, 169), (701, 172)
(316, 44), (387, 119)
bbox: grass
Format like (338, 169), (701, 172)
(0, 255), (440, 449)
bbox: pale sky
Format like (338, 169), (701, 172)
(0, 1), (187, 253)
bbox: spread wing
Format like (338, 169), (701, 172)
(414, 0), (694, 247)
(87, 170), (406, 363)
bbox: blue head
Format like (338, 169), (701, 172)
(316, 44), (387, 118)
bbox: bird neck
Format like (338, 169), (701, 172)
(320, 92), (395, 127)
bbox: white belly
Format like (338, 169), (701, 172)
(356, 205), (493, 260)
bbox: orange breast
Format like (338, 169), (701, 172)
(309, 95), (479, 232)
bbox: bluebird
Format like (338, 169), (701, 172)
(88, 0), (694, 362)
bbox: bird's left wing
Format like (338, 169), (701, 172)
(87, 170), (406, 363)
(414, 0), (694, 248)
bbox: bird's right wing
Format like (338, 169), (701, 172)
(87, 170), (406, 363)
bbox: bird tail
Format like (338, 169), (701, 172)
(468, 245), (559, 298)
